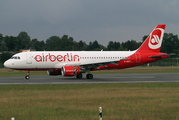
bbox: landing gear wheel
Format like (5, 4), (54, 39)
(76, 73), (83, 79)
(25, 75), (30, 80)
(86, 74), (93, 79)
(25, 70), (30, 80)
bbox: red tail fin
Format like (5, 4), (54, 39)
(137, 24), (166, 53)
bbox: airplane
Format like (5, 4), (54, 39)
(4, 24), (168, 80)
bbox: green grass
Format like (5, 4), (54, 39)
(0, 83), (179, 120)
(1, 67), (179, 119)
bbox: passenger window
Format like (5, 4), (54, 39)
(18, 57), (20, 59)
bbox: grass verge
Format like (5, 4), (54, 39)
(0, 83), (179, 120)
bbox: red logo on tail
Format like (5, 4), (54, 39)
(148, 28), (163, 49)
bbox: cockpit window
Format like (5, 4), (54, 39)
(10, 56), (20, 60)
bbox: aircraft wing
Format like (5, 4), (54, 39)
(65, 59), (125, 69)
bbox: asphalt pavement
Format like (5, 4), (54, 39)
(0, 73), (179, 85)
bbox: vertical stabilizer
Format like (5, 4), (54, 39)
(137, 24), (166, 53)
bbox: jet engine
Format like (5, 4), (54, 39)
(61, 66), (80, 76)
(47, 69), (61, 75)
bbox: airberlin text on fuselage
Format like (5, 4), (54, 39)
(35, 53), (79, 62)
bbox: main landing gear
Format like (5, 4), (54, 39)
(86, 70), (93, 79)
(76, 73), (83, 79)
(76, 73), (93, 79)
(86, 74), (93, 79)
(25, 70), (30, 80)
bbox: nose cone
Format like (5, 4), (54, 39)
(3, 60), (11, 68)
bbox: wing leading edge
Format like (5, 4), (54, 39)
(65, 59), (127, 69)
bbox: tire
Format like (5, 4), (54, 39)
(86, 74), (93, 79)
(76, 73), (83, 79)
(25, 75), (30, 80)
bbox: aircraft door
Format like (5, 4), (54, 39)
(135, 53), (141, 63)
(26, 53), (32, 64)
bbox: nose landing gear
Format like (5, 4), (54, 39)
(25, 70), (30, 80)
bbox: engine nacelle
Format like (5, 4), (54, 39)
(47, 69), (61, 75)
(61, 66), (80, 76)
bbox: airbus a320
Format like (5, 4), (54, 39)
(4, 24), (168, 80)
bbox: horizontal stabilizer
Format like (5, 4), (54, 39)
(149, 54), (168, 58)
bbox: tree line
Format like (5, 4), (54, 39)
(0, 31), (178, 67)
(0, 31), (143, 52)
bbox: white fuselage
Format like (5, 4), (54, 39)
(4, 51), (136, 70)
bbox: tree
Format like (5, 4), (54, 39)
(161, 33), (179, 55)
(0, 33), (3, 45)
(0, 53), (12, 64)
(107, 41), (114, 50)
(16, 31), (31, 50)
(0, 41), (8, 51)
(0, 33), (3, 51)
(142, 35), (148, 42)
(75, 40), (88, 51)
(61, 35), (74, 51)
(92, 40), (100, 49)
(95, 44), (107, 51)
(87, 40), (100, 50)
(4, 36), (17, 51)
(121, 40), (141, 51)
(113, 41), (120, 50)
(45, 36), (61, 51)
(31, 39), (45, 51)
(87, 41), (93, 50)
(107, 41), (120, 51)
(78, 40), (84, 50)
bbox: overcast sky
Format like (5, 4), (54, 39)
(1, 0), (179, 46)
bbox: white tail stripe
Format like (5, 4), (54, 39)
(148, 28), (164, 49)
(152, 35), (159, 44)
